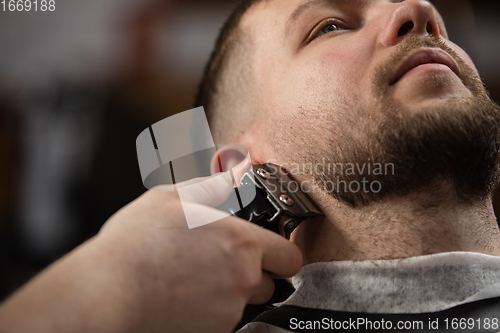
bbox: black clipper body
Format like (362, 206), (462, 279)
(228, 163), (324, 239)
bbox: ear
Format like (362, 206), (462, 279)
(210, 144), (248, 175)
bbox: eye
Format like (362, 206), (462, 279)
(308, 18), (349, 42)
(319, 23), (340, 36)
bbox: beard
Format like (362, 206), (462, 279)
(308, 35), (500, 206)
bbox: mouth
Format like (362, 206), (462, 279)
(389, 48), (461, 86)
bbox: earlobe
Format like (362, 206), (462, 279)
(210, 144), (249, 175)
(210, 144), (254, 187)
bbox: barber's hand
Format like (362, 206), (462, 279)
(95, 167), (303, 333)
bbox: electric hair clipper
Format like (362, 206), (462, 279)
(219, 163), (324, 239)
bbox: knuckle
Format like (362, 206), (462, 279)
(234, 266), (261, 294)
(222, 227), (264, 294)
(231, 224), (260, 248)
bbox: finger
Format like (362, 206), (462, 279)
(253, 226), (304, 279)
(177, 171), (235, 207)
(247, 271), (275, 305)
(152, 149), (252, 207)
(175, 152), (252, 208)
(180, 202), (234, 229)
(229, 150), (252, 187)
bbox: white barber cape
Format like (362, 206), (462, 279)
(237, 252), (500, 333)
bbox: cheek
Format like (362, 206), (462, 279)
(260, 43), (373, 144)
(287, 50), (368, 107)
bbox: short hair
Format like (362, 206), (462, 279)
(194, 0), (262, 144)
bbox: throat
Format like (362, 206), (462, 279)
(292, 183), (500, 263)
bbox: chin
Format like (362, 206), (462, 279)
(374, 91), (500, 204)
(391, 73), (473, 109)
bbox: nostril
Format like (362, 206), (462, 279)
(398, 21), (414, 37)
(426, 22), (433, 34)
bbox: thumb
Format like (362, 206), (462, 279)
(176, 171), (235, 207)
(176, 156), (252, 229)
(176, 171), (238, 229)
(176, 152), (252, 206)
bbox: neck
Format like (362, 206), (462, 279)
(291, 182), (500, 264)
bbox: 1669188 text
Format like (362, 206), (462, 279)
(1, 0), (55, 11)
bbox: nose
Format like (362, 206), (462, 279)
(379, 0), (441, 47)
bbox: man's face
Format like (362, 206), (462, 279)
(241, 0), (500, 204)
(249, 0), (473, 113)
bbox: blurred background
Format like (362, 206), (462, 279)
(0, 0), (499, 305)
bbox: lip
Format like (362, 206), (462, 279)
(389, 48), (461, 85)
